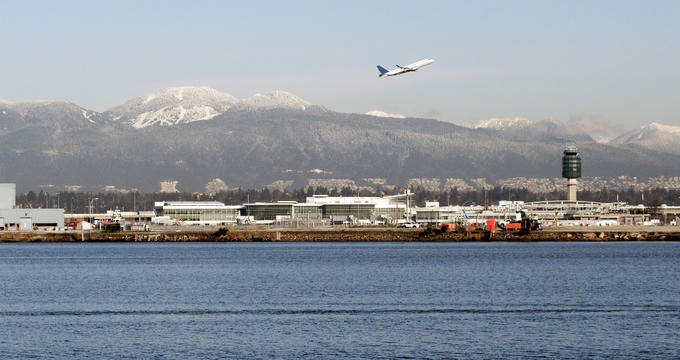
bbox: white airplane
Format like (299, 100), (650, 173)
(377, 58), (435, 77)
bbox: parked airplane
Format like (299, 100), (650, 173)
(377, 58), (435, 77)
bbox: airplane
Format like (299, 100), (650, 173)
(377, 58), (435, 77)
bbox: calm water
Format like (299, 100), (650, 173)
(1, 241), (678, 359)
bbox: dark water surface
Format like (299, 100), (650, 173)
(1, 242), (678, 359)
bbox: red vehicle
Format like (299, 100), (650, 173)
(65, 221), (81, 229)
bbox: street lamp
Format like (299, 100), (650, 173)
(89, 197), (99, 225)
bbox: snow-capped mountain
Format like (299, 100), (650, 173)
(460, 117), (536, 130)
(104, 87), (321, 128)
(231, 90), (312, 112)
(365, 110), (406, 119)
(4, 86), (680, 193)
(105, 87), (240, 128)
(612, 122), (680, 155)
(459, 117), (592, 142)
(0, 100), (103, 130)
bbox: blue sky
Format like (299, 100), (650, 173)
(1, 0), (678, 136)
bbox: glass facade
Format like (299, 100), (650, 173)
(293, 205), (323, 219)
(387, 193), (415, 205)
(374, 206), (405, 219)
(161, 207), (241, 222)
(323, 204), (375, 219)
(244, 204), (293, 221)
(415, 209), (440, 222)
(562, 149), (582, 179)
(155, 202), (242, 223)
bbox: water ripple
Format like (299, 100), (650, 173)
(2, 305), (678, 318)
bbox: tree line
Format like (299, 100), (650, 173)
(14, 186), (680, 213)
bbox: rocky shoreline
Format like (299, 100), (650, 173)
(1, 226), (680, 243)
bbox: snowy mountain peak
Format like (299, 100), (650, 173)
(12, 100), (88, 116)
(235, 90), (312, 111)
(646, 122), (680, 134)
(0, 100), (102, 128)
(617, 122), (680, 142)
(459, 116), (593, 142)
(106, 87), (240, 128)
(365, 110), (406, 119)
(148, 86), (237, 104)
(612, 122), (680, 155)
(105, 88), (319, 128)
(460, 117), (534, 130)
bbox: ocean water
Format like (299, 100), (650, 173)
(1, 241), (678, 359)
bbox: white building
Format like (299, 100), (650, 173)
(153, 201), (243, 225)
(0, 184), (64, 230)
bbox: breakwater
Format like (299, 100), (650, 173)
(1, 227), (680, 243)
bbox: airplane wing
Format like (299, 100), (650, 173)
(397, 64), (416, 71)
(396, 66), (416, 73)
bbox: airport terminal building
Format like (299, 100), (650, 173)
(152, 194), (654, 227)
(153, 193), (415, 225)
(153, 201), (242, 225)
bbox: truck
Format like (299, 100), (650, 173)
(500, 219), (542, 232)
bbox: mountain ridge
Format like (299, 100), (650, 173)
(611, 122), (680, 154)
(1, 87), (680, 193)
(104, 87), (324, 128)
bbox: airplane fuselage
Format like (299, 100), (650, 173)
(378, 58), (435, 77)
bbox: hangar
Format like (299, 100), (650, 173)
(0, 184), (64, 230)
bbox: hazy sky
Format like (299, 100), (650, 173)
(1, 1), (678, 136)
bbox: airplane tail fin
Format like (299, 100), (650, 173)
(377, 65), (389, 76)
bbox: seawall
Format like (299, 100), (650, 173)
(1, 226), (680, 243)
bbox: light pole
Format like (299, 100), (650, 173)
(83, 197), (98, 242)
(89, 197), (99, 225)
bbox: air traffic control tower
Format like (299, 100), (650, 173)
(562, 146), (582, 201)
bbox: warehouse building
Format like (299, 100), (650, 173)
(0, 183), (64, 230)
